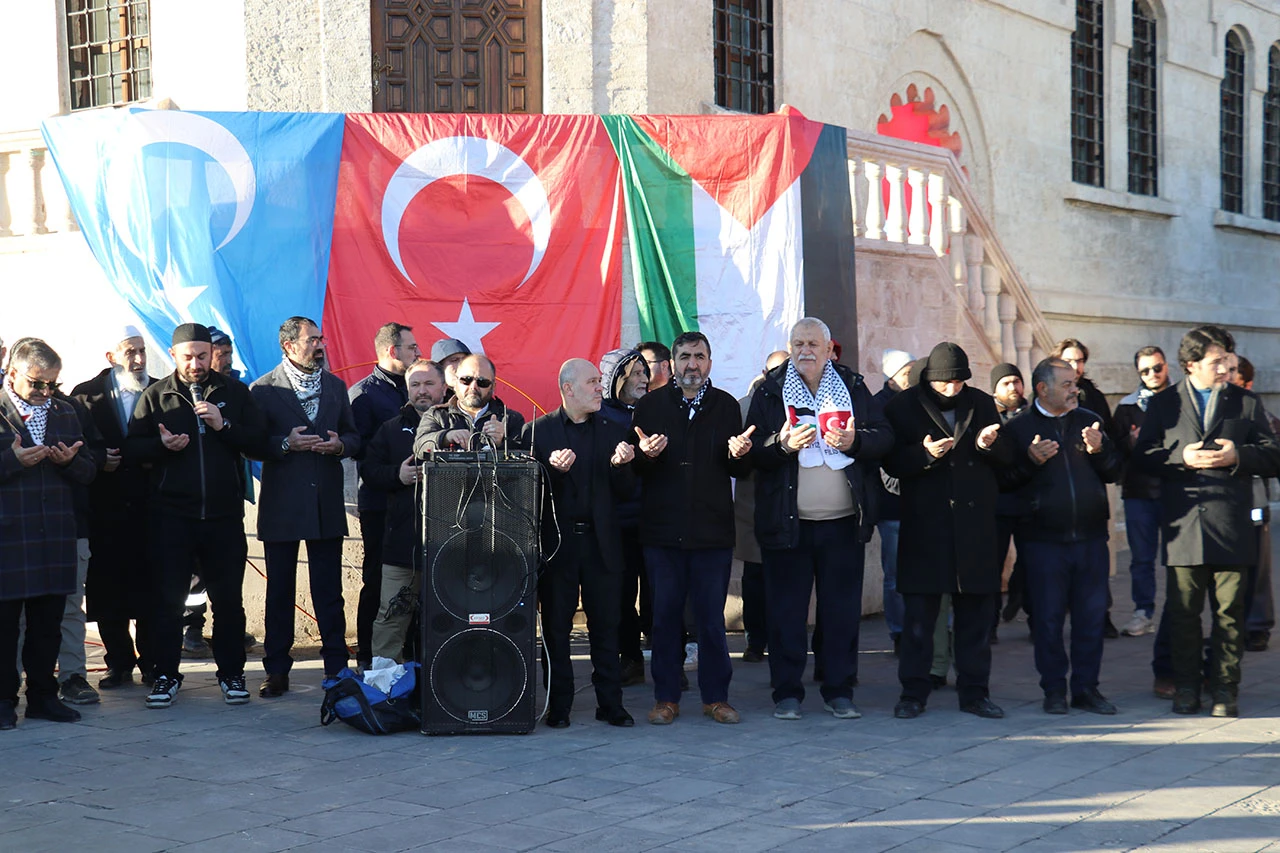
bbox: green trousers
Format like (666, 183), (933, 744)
(1167, 565), (1245, 692)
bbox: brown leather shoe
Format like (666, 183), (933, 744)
(259, 674), (289, 698)
(703, 702), (740, 724)
(647, 701), (679, 725)
(1152, 677), (1175, 700)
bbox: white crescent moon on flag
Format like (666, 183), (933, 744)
(380, 135), (551, 289)
(103, 110), (257, 262)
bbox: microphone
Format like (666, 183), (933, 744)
(190, 383), (206, 434)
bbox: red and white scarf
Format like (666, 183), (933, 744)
(782, 361), (854, 470)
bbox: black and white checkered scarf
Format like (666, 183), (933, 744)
(282, 357), (323, 421)
(5, 377), (51, 446)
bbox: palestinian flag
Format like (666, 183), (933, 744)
(603, 107), (856, 397)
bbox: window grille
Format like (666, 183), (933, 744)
(714, 0), (774, 114)
(66, 0), (151, 111)
(1263, 46), (1280, 222)
(1127, 1), (1158, 196)
(1071, 0), (1106, 186)
(1221, 31), (1246, 214)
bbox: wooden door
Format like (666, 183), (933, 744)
(371, 0), (541, 114)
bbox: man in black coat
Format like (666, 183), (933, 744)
(883, 342), (1014, 719)
(71, 328), (159, 691)
(349, 322), (419, 668)
(991, 362), (1030, 632)
(1135, 325), (1280, 716)
(415, 354), (527, 453)
(127, 324), (266, 710)
(746, 318), (894, 720)
(522, 359), (638, 728)
(631, 332), (754, 726)
(873, 349), (914, 653)
(1002, 358), (1122, 715)
(361, 359), (445, 662)
(251, 316), (361, 697)
(0, 340), (96, 729)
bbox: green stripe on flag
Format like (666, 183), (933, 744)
(602, 115), (699, 346)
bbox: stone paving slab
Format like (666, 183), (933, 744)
(6, 537), (1280, 851)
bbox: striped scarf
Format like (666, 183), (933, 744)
(5, 378), (51, 446)
(282, 357), (323, 421)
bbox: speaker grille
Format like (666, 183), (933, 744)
(428, 627), (529, 724)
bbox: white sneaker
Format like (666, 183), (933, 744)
(683, 642), (699, 671)
(145, 675), (181, 709)
(219, 674), (251, 705)
(1120, 613), (1154, 636)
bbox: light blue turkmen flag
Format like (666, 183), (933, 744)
(41, 109), (345, 382)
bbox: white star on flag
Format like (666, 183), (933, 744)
(432, 298), (500, 354)
(159, 259), (207, 323)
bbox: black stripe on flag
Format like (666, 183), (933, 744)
(800, 123), (858, 366)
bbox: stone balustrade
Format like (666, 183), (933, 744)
(0, 129), (76, 239)
(847, 131), (1052, 379)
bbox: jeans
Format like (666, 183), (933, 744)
(762, 516), (864, 704)
(877, 520), (903, 635)
(1123, 498), (1161, 617)
(645, 547), (733, 705)
(1022, 538), (1110, 696)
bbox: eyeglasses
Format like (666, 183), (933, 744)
(457, 375), (493, 389)
(23, 375), (61, 392)
(1139, 365), (1165, 376)
(303, 335), (326, 345)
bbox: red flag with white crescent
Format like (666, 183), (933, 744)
(324, 114), (624, 415)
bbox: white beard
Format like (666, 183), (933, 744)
(113, 364), (149, 393)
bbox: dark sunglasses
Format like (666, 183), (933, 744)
(1139, 365), (1165, 376)
(457, 375), (493, 389)
(23, 375), (61, 392)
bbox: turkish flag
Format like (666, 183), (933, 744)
(324, 114), (624, 416)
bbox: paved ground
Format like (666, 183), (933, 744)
(5, 536), (1280, 853)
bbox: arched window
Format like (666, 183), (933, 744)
(1071, 0), (1106, 186)
(1127, 1), (1158, 196)
(1264, 46), (1280, 222)
(1221, 30), (1247, 214)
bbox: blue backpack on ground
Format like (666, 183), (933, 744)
(320, 663), (421, 734)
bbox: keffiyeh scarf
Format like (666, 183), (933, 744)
(681, 381), (710, 421)
(6, 377), (51, 446)
(782, 361), (854, 470)
(282, 357), (323, 421)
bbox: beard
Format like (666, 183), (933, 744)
(113, 364), (149, 393)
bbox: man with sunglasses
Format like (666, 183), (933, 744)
(415, 354), (527, 453)
(0, 340), (97, 730)
(1114, 346), (1170, 640)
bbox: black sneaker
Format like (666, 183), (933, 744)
(182, 635), (213, 659)
(24, 695), (81, 723)
(1210, 690), (1239, 718)
(219, 674), (250, 705)
(1043, 692), (1068, 715)
(146, 675), (180, 709)
(58, 674), (100, 706)
(1245, 631), (1270, 652)
(620, 658), (646, 686)
(1171, 687), (1201, 715)
(960, 697), (1005, 718)
(894, 698), (925, 719)
(98, 669), (134, 690)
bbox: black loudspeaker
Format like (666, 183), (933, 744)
(420, 455), (540, 734)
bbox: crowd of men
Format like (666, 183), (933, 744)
(1, 314), (1277, 731)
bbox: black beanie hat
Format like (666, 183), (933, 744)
(924, 342), (971, 382)
(172, 323), (213, 346)
(989, 362), (1022, 389)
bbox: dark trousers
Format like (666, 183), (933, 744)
(618, 525), (649, 663)
(1022, 538), (1109, 696)
(538, 528), (624, 714)
(741, 560), (767, 652)
(763, 516), (864, 704)
(995, 516), (1031, 624)
(1123, 498), (1161, 617)
(356, 509), (386, 664)
(0, 594), (65, 701)
(150, 514), (248, 680)
(98, 616), (154, 677)
(645, 546), (733, 705)
(900, 591), (995, 706)
(263, 538), (348, 677)
(1168, 565), (1246, 691)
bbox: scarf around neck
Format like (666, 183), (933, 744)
(782, 361), (854, 470)
(5, 377), (52, 446)
(282, 357), (323, 421)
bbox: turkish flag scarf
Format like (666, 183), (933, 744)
(324, 114), (624, 416)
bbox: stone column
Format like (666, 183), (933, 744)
(28, 149), (48, 236)
(964, 232), (985, 316)
(927, 172), (946, 256)
(884, 163), (906, 243)
(849, 158), (865, 239)
(906, 167), (926, 246)
(998, 292), (1017, 363)
(1014, 320), (1033, 380)
(982, 264), (1002, 347)
(0, 152), (11, 237)
(863, 159), (884, 241)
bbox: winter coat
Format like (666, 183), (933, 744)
(414, 396), (528, 454)
(361, 403), (422, 569)
(349, 365), (408, 511)
(882, 384), (1014, 595)
(1113, 389), (1163, 500)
